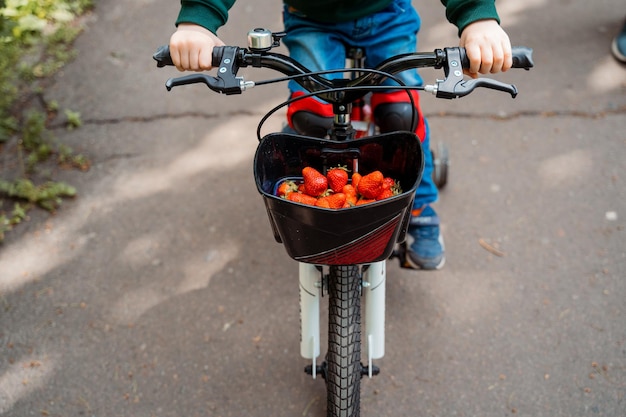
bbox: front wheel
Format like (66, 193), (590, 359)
(326, 265), (362, 417)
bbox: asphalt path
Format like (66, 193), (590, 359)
(1, 0), (625, 416)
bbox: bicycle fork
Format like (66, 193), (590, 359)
(299, 261), (386, 379)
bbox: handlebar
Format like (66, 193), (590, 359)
(153, 29), (533, 101)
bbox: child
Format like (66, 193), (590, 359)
(169, 0), (513, 270)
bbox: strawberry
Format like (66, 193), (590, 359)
(327, 166), (349, 193)
(321, 193), (347, 209)
(342, 184), (358, 206)
(375, 188), (395, 200)
(302, 167), (328, 197)
(277, 180), (298, 197)
(376, 177), (401, 200)
(330, 193), (347, 209)
(356, 198), (376, 206)
(357, 170), (384, 199)
(382, 177), (395, 191)
(351, 172), (362, 190)
(315, 198), (331, 209)
(287, 192), (318, 206)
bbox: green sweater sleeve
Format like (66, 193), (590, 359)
(176, 0), (237, 33)
(440, 0), (501, 35)
(176, 0), (500, 36)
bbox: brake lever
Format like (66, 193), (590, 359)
(165, 46), (252, 95)
(435, 77), (518, 99)
(432, 47), (518, 99)
(165, 73), (222, 92)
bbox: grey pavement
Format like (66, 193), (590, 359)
(1, 0), (625, 416)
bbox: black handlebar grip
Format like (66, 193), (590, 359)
(153, 45), (174, 67)
(459, 46), (534, 70)
(211, 46), (225, 67)
(154, 45), (228, 69)
(511, 46), (534, 70)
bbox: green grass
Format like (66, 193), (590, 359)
(0, 0), (93, 242)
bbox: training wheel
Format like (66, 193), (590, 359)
(431, 141), (449, 190)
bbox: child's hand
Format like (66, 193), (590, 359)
(169, 23), (225, 71)
(459, 19), (512, 78)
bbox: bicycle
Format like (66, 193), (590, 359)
(154, 29), (533, 417)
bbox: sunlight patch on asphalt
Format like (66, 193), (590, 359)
(538, 149), (593, 189)
(109, 242), (239, 324)
(119, 233), (164, 269)
(108, 115), (259, 202)
(0, 222), (95, 294)
(426, 269), (516, 327)
(587, 56), (626, 93)
(0, 355), (57, 414)
(178, 243), (238, 293)
(0, 241), (63, 293)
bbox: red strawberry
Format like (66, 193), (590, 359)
(375, 188), (394, 200)
(302, 167), (328, 197)
(287, 192), (318, 206)
(342, 184), (358, 206)
(382, 177), (395, 191)
(316, 193), (346, 209)
(351, 172), (362, 190)
(356, 198), (376, 206)
(376, 177), (401, 200)
(357, 170), (384, 199)
(315, 198), (331, 209)
(277, 180), (298, 197)
(327, 166), (349, 193)
(330, 193), (347, 209)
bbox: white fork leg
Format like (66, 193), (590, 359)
(299, 262), (320, 364)
(364, 260), (386, 364)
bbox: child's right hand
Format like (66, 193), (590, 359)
(169, 23), (225, 72)
(459, 19), (512, 78)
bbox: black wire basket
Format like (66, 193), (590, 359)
(254, 132), (424, 265)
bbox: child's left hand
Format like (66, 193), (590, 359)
(460, 19), (512, 78)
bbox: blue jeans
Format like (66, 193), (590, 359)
(282, 0), (437, 208)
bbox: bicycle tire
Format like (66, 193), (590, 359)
(431, 141), (449, 190)
(326, 265), (362, 417)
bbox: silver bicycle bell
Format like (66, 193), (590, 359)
(248, 28), (274, 51)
